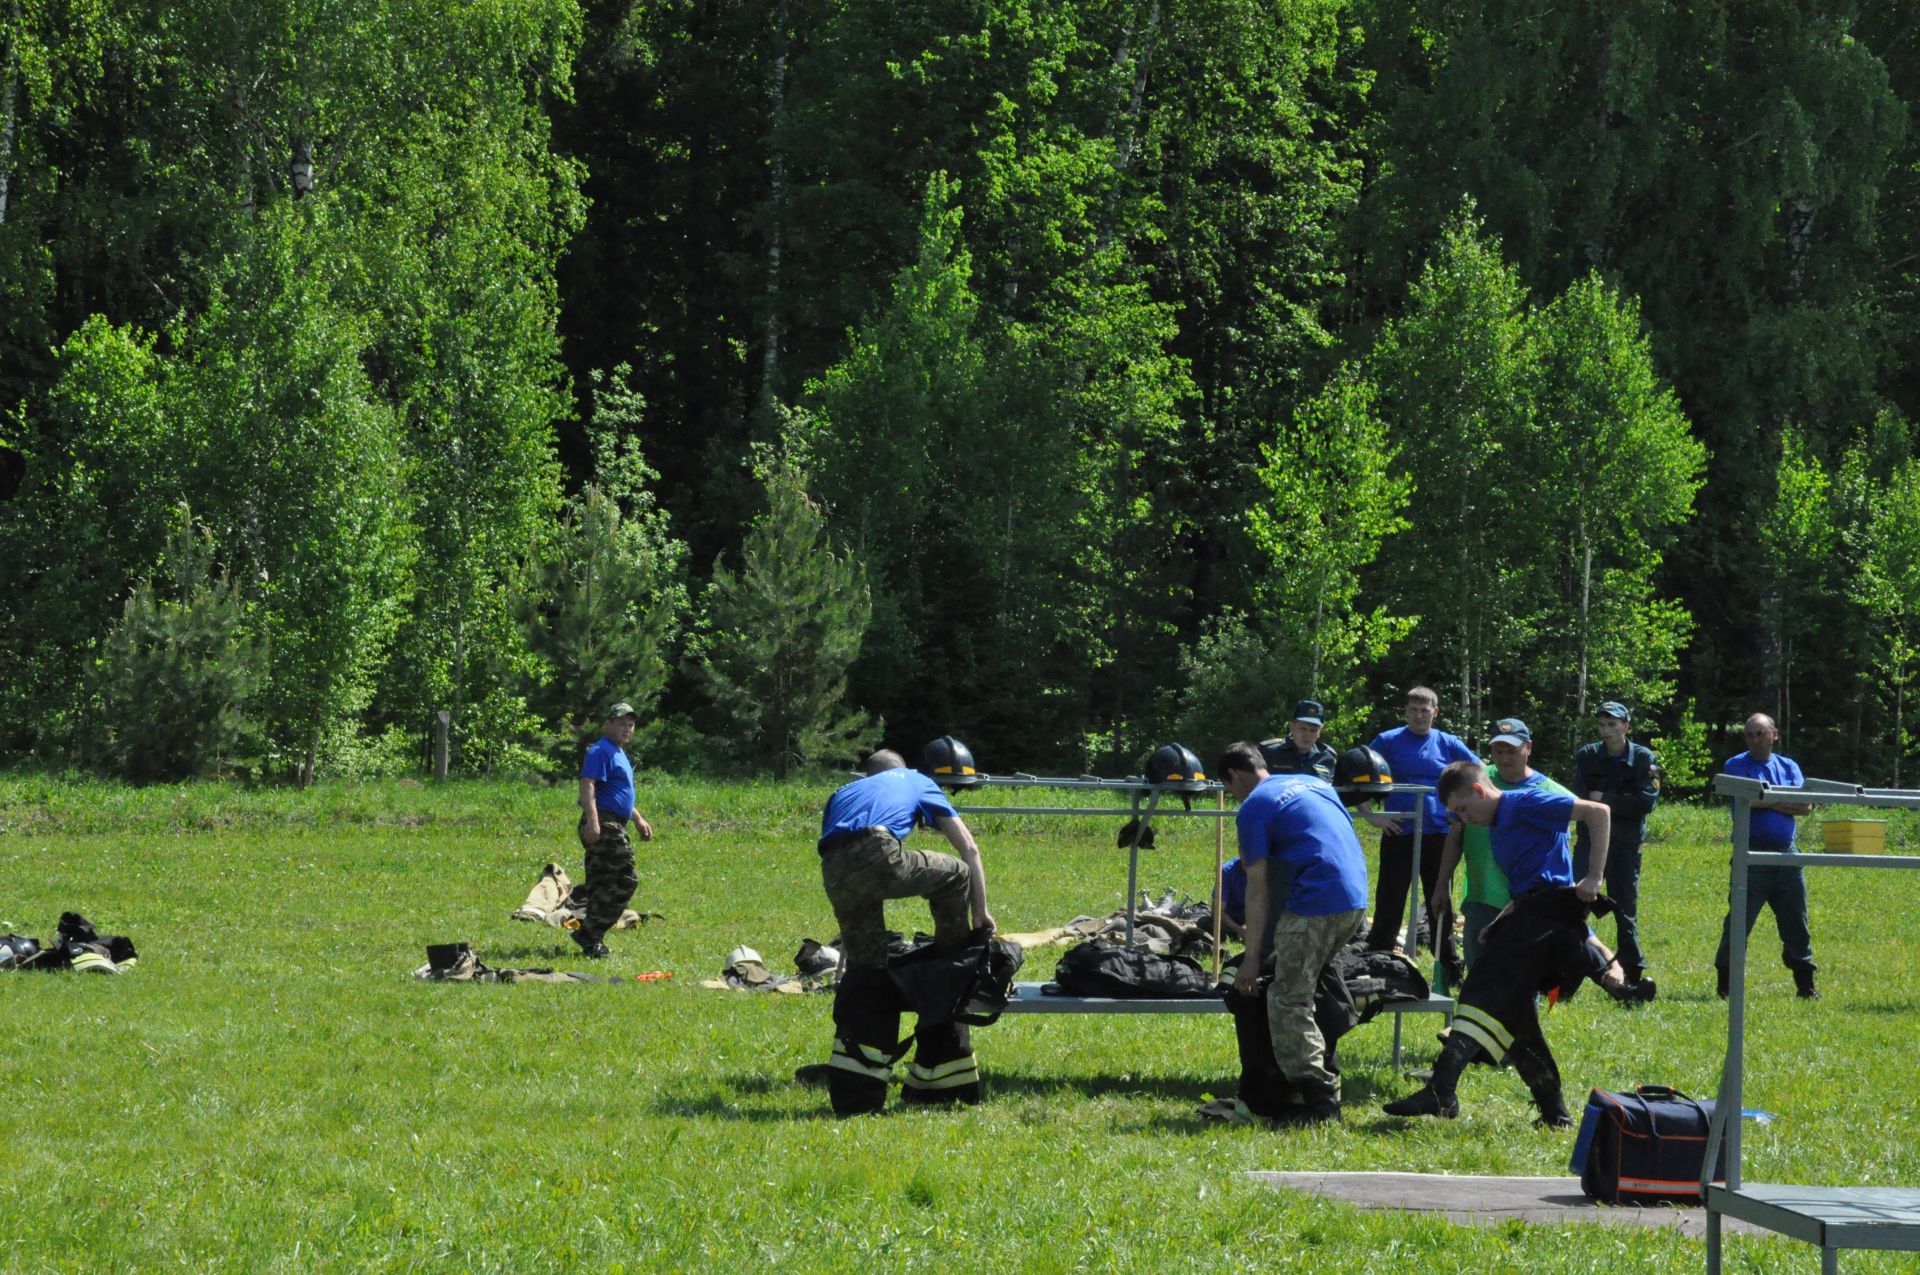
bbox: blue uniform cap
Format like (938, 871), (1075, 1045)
(1291, 699), (1325, 726)
(1491, 717), (1530, 746)
(1598, 701), (1630, 722)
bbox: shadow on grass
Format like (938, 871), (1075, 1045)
(649, 1073), (841, 1124)
(477, 942), (590, 961)
(1122, 1109), (1418, 1137)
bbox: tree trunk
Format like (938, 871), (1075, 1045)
(1112, 0), (1161, 175)
(1894, 667), (1903, 789)
(1785, 195), (1816, 300)
(0, 0), (20, 226)
(758, 0), (791, 417)
(1781, 635), (1792, 748)
(1576, 513), (1592, 718)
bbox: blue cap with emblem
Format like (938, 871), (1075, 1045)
(1491, 717), (1530, 746)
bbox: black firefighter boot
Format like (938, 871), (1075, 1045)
(1794, 966), (1819, 999)
(1271, 1077), (1342, 1127)
(1382, 1032), (1475, 1119)
(1511, 1040), (1572, 1128)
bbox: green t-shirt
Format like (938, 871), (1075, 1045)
(1462, 771), (1574, 909)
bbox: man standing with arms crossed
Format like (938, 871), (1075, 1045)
(1573, 701), (1660, 991)
(1715, 713), (1818, 998)
(1367, 686), (1478, 983)
(575, 702), (654, 958)
(1220, 741), (1369, 1125)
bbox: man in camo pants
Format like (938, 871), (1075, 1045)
(574, 701), (653, 958)
(816, 749), (994, 1114)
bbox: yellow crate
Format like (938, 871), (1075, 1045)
(1821, 820), (1887, 853)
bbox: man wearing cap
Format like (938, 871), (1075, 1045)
(1572, 702), (1660, 989)
(815, 749), (995, 1114)
(1383, 759), (1615, 1127)
(1365, 686), (1478, 982)
(575, 702), (654, 958)
(1218, 741), (1369, 1125)
(1429, 717), (1575, 969)
(1259, 700), (1339, 782)
(1714, 713), (1818, 998)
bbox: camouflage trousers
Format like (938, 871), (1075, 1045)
(820, 827), (971, 970)
(1267, 908), (1366, 1101)
(577, 817), (638, 945)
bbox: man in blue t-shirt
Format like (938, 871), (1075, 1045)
(573, 701), (654, 957)
(1714, 713), (1818, 999)
(816, 750), (995, 1114)
(1219, 740), (1368, 1125)
(1366, 686), (1478, 981)
(1428, 717), (1572, 970)
(1384, 759), (1617, 1127)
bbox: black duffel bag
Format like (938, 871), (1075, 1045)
(1049, 940), (1218, 998)
(1574, 1085), (1727, 1204)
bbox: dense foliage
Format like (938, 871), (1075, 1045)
(2, 1), (1915, 783)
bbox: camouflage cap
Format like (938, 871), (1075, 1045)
(604, 701), (637, 720)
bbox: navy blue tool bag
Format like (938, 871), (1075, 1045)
(1572, 1085), (1727, 1204)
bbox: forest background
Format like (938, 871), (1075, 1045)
(2, 0), (1917, 790)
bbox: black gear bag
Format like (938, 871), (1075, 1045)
(1049, 941), (1217, 998)
(1573, 1085), (1727, 1204)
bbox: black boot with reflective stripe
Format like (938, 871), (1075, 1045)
(1511, 1039), (1572, 1127)
(1383, 1031), (1478, 1118)
(826, 1036), (896, 1115)
(826, 967), (904, 1115)
(900, 1021), (980, 1106)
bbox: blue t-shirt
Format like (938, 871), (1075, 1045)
(1488, 785), (1577, 897)
(1368, 725), (1480, 833)
(819, 768), (959, 849)
(580, 735), (635, 819)
(1234, 775), (1369, 918)
(1220, 856), (1248, 926)
(1724, 751), (1805, 848)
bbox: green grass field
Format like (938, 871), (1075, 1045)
(3, 775), (1917, 1273)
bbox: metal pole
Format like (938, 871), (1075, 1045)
(1707, 793), (1753, 1198)
(1123, 790), (1162, 946)
(433, 710), (450, 780)
(1408, 818), (1425, 958)
(1726, 793), (1750, 1191)
(1213, 787), (1225, 981)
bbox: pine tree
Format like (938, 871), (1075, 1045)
(519, 365), (688, 764)
(690, 433), (876, 777)
(96, 507), (266, 782)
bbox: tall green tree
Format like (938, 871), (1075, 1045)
(1524, 274), (1704, 730)
(690, 435), (875, 777)
(518, 365), (688, 764)
(1365, 208), (1535, 735)
(0, 0), (586, 773)
(1346, 0), (1905, 735)
(1852, 455), (1920, 785)
(1178, 372), (1413, 747)
(96, 507), (267, 783)
(1758, 425), (1838, 743)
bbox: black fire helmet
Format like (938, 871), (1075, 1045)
(920, 735), (984, 788)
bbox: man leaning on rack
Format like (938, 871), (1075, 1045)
(1714, 713), (1818, 999)
(1216, 741), (1369, 1126)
